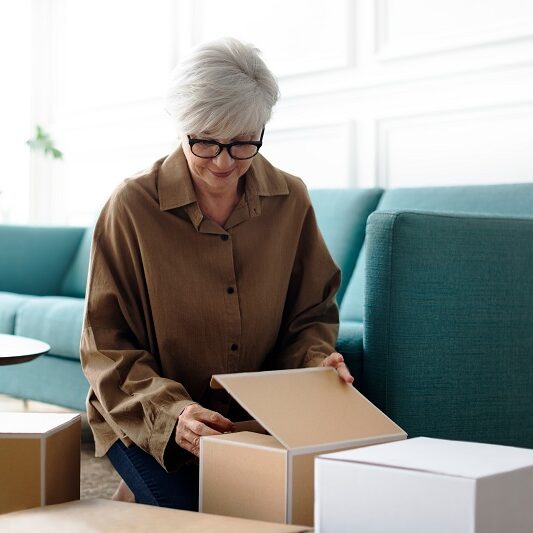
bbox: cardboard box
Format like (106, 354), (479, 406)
(0, 412), (81, 514)
(315, 436), (533, 533)
(0, 499), (313, 532)
(200, 367), (406, 526)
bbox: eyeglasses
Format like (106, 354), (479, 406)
(187, 128), (265, 160)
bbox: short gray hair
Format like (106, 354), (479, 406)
(166, 37), (280, 139)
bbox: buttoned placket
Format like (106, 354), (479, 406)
(218, 232), (242, 373)
(178, 171), (265, 373)
(183, 201), (255, 374)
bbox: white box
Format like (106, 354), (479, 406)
(315, 437), (533, 533)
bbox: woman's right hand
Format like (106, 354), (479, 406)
(175, 403), (234, 457)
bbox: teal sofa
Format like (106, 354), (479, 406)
(0, 183), (532, 449)
(0, 226), (92, 410)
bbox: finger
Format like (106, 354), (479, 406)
(196, 408), (234, 431)
(176, 422), (219, 457)
(337, 363), (354, 384)
(332, 352), (344, 363)
(184, 438), (200, 457)
(175, 427), (199, 455)
(176, 429), (199, 456)
(186, 419), (224, 438)
(323, 352), (344, 367)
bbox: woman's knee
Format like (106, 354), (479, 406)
(106, 440), (198, 510)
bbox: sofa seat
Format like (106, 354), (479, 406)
(0, 292), (38, 333)
(0, 354), (89, 411)
(337, 320), (364, 381)
(14, 296), (85, 361)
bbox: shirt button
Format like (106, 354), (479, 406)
(227, 287), (235, 294)
(230, 344), (238, 351)
(220, 234), (229, 241)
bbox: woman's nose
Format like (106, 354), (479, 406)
(212, 148), (234, 168)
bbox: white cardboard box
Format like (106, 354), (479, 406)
(200, 367), (406, 526)
(315, 436), (533, 533)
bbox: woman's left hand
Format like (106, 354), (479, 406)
(321, 352), (354, 385)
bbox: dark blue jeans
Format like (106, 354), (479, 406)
(106, 440), (199, 510)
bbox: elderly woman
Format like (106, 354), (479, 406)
(80, 37), (353, 511)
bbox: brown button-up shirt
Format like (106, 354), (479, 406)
(80, 146), (340, 471)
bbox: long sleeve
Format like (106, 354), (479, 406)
(80, 187), (196, 471)
(270, 200), (341, 370)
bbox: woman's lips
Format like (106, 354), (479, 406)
(210, 169), (235, 178)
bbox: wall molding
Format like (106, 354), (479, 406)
(375, 101), (533, 187)
(375, 0), (533, 62)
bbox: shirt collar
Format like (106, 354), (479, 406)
(157, 145), (289, 213)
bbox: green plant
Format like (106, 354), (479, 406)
(26, 125), (63, 160)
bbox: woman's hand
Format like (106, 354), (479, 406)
(321, 352), (354, 384)
(175, 403), (234, 457)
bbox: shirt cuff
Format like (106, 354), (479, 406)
(303, 352), (328, 368)
(149, 398), (197, 472)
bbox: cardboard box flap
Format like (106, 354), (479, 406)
(210, 367), (406, 450)
(0, 413), (80, 436)
(319, 437), (533, 479)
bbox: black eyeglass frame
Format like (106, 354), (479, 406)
(187, 128), (265, 160)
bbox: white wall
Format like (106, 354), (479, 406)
(22, 0), (533, 225)
(0, 0), (31, 224)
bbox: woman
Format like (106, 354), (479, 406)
(80, 37), (353, 511)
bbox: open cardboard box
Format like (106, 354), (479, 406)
(199, 367), (407, 526)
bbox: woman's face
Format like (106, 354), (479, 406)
(182, 131), (260, 194)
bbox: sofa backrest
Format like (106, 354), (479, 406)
(363, 210), (533, 447)
(60, 227), (94, 298)
(0, 225), (85, 296)
(340, 182), (533, 322)
(309, 188), (383, 304)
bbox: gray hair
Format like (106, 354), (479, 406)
(165, 37), (280, 139)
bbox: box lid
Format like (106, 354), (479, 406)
(319, 437), (533, 479)
(210, 367), (406, 451)
(0, 413), (80, 437)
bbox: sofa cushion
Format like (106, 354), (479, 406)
(0, 292), (38, 334)
(14, 297), (85, 361)
(309, 188), (383, 304)
(61, 227), (94, 298)
(0, 354), (89, 411)
(336, 320), (364, 382)
(340, 182), (533, 322)
(0, 225), (85, 296)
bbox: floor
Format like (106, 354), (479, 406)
(0, 394), (120, 500)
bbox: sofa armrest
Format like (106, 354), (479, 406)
(0, 225), (85, 296)
(362, 210), (533, 447)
